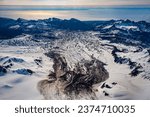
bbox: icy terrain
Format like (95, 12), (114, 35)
(0, 18), (150, 99)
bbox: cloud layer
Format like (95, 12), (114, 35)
(0, 0), (150, 5)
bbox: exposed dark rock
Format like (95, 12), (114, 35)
(3, 57), (24, 65)
(112, 82), (117, 85)
(130, 65), (143, 77)
(128, 60), (137, 69)
(109, 44), (142, 74)
(101, 83), (112, 89)
(105, 84), (112, 89)
(103, 91), (109, 96)
(26, 69), (34, 74)
(3, 63), (13, 69)
(1, 84), (13, 89)
(0, 65), (7, 76)
(13, 68), (34, 75)
(147, 49), (150, 55)
(0, 56), (9, 62)
(34, 59), (42, 63)
(34, 59), (42, 67)
(101, 83), (106, 89)
(133, 47), (143, 53)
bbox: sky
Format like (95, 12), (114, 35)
(0, 0), (150, 6)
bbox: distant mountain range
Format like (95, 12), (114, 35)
(0, 17), (150, 47)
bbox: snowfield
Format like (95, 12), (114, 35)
(0, 18), (150, 100)
(0, 45), (53, 99)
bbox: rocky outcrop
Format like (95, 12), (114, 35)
(13, 69), (34, 75)
(0, 66), (7, 76)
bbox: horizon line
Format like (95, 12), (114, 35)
(0, 4), (150, 6)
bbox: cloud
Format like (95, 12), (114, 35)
(0, 0), (150, 5)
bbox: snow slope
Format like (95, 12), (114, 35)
(0, 45), (53, 99)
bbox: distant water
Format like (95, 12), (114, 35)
(0, 5), (150, 22)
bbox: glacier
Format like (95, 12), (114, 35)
(0, 17), (150, 100)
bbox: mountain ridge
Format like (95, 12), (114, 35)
(0, 17), (150, 47)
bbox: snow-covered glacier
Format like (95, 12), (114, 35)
(0, 17), (150, 99)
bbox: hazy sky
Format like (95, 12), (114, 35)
(0, 0), (150, 5)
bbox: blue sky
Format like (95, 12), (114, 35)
(0, 0), (150, 5)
